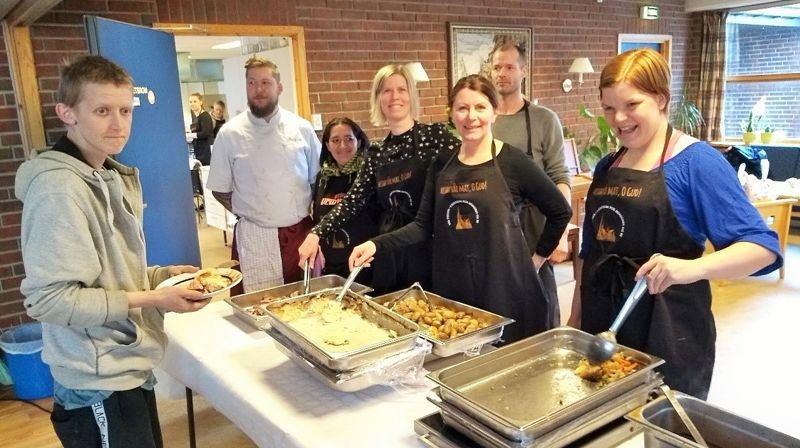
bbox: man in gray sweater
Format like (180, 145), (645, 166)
(490, 39), (572, 328)
(15, 55), (209, 448)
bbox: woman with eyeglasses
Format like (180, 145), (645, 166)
(298, 63), (460, 293)
(312, 118), (379, 281)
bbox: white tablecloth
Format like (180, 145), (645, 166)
(160, 301), (436, 447)
(159, 301), (644, 448)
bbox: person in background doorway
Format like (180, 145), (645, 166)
(208, 56), (321, 293)
(189, 92), (214, 165)
(569, 48), (781, 399)
(15, 55), (209, 448)
(211, 100), (226, 139)
(350, 75), (571, 343)
(298, 63), (461, 294)
(313, 117), (379, 282)
(490, 37), (572, 328)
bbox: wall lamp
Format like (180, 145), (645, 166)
(406, 62), (430, 83)
(562, 57), (595, 92)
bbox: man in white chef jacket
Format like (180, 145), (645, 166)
(208, 56), (321, 292)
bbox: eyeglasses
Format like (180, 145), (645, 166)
(328, 136), (356, 146)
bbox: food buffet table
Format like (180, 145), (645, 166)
(159, 301), (645, 447)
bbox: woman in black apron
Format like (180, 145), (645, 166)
(312, 118), (379, 282)
(298, 63), (460, 293)
(570, 49), (781, 399)
(350, 75), (572, 343)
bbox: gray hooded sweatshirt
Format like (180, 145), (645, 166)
(15, 141), (172, 391)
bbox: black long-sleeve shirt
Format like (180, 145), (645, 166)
(374, 142), (572, 257)
(311, 122), (460, 238)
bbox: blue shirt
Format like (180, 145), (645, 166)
(581, 141), (782, 276)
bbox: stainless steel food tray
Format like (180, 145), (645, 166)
(427, 326), (664, 442)
(372, 289), (514, 357)
(225, 275), (372, 329)
(262, 289), (419, 371)
(429, 376), (659, 447)
(627, 392), (800, 448)
(267, 326), (424, 392)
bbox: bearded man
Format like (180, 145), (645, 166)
(208, 57), (321, 292)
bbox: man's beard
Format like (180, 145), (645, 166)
(249, 97), (279, 118)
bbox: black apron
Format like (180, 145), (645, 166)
(509, 101), (561, 327)
(580, 127), (715, 399)
(372, 124), (432, 292)
(433, 143), (550, 344)
(313, 173), (377, 282)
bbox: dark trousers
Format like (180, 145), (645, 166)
(51, 387), (163, 448)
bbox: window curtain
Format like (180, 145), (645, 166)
(697, 11), (728, 142)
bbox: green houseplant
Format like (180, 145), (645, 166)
(671, 91), (705, 138)
(577, 104), (618, 171)
(761, 124), (774, 144)
(740, 111), (761, 145)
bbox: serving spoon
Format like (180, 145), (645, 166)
(587, 275), (649, 364)
(334, 264), (364, 302)
(302, 260), (311, 295)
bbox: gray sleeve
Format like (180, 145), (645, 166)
(533, 106), (571, 188)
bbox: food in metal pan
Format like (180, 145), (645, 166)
(268, 294), (398, 352)
(388, 297), (489, 340)
(185, 268), (241, 294)
(575, 352), (640, 384)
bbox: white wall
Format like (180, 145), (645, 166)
(220, 43), (297, 118)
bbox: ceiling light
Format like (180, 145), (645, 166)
(211, 40), (241, 50)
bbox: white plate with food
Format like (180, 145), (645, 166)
(155, 268), (243, 299)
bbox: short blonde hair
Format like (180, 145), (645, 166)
(244, 56), (280, 82)
(600, 49), (671, 112)
(369, 63), (420, 127)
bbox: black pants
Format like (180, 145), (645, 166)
(51, 387), (163, 448)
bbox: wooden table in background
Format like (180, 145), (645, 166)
(753, 198), (796, 279)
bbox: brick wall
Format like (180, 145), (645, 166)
(0, 0), (697, 328)
(723, 22), (800, 138)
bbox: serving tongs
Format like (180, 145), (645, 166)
(334, 264), (365, 302)
(302, 260), (311, 295)
(660, 385), (708, 447)
(383, 282), (431, 309)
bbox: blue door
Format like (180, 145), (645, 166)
(85, 16), (201, 266)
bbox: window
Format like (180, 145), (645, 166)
(723, 6), (800, 141)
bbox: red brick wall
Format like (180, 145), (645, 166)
(0, 0), (698, 328)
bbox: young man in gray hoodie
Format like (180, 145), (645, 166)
(15, 55), (210, 448)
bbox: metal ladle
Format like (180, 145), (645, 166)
(334, 264), (364, 302)
(587, 275), (649, 364)
(660, 385), (708, 447)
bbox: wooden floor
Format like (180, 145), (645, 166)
(1, 223), (799, 447)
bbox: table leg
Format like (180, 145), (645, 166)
(185, 387), (197, 448)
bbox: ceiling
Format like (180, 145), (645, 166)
(174, 35), (290, 60)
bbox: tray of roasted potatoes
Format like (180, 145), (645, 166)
(371, 287), (513, 357)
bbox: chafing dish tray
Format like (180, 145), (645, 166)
(225, 275), (372, 329)
(261, 289), (419, 371)
(428, 376), (658, 447)
(627, 392), (800, 448)
(267, 326), (427, 392)
(427, 326), (664, 442)
(372, 289), (514, 357)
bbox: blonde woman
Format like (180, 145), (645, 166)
(299, 63), (460, 292)
(188, 92), (213, 165)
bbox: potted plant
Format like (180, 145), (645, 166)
(760, 124), (774, 144)
(671, 90), (705, 138)
(740, 111), (761, 145)
(577, 104), (618, 171)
